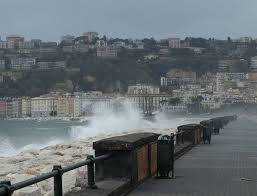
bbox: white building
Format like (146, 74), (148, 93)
(31, 97), (57, 117)
(97, 46), (117, 58)
(21, 98), (31, 117)
(0, 59), (5, 69)
(10, 57), (36, 70)
(250, 56), (257, 71)
(160, 77), (168, 87)
(127, 84), (160, 95)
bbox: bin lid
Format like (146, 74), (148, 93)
(177, 124), (202, 131)
(93, 132), (160, 151)
(200, 120), (213, 126)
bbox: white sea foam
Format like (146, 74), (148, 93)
(0, 137), (64, 157)
(69, 99), (200, 140)
(1, 99), (205, 157)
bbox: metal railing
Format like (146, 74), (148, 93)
(0, 153), (113, 196)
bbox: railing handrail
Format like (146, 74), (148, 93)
(0, 153), (113, 195)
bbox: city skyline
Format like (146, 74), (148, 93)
(1, 0), (257, 41)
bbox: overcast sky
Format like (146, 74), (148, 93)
(1, 0), (257, 41)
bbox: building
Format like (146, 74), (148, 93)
(166, 69), (197, 85)
(97, 46), (117, 58)
(31, 97), (57, 118)
(6, 35), (25, 49)
(239, 37), (252, 43)
(0, 41), (8, 49)
(6, 98), (22, 118)
(61, 35), (75, 44)
(144, 54), (159, 60)
(127, 94), (172, 113)
(39, 42), (58, 53)
(83, 32), (98, 43)
(201, 93), (223, 110)
(0, 100), (7, 118)
(168, 38), (181, 48)
(0, 59), (5, 69)
(80, 92), (113, 115)
(160, 77), (168, 87)
(10, 57), (36, 70)
(67, 96), (80, 117)
(127, 84), (160, 95)
(216, 72), (248, 92)
(21, 98), (31, 117)
(250, 56), (257, 71)
(56, 97), (69, 117)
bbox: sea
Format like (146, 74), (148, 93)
(0, 101), (207, 157)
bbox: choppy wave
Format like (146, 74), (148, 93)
(0, 99), (205, 157)
(0, 137), (64, 157)
(69, 99), (200, 140)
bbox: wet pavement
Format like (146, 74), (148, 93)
(129, 117), (257, 196)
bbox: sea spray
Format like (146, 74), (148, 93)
(69, 99), (198, 139)
(0, 99), (205, 157)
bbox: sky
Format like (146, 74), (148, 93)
(1, 0), (257, 41)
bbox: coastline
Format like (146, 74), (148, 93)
(0, 127), (175, 196)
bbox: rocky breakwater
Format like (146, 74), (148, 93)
(0, 139), (94, 196)
(0, 128), (174, 196)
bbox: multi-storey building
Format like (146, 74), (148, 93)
(0, 59), (5, 69)
(127, 94), (172, 113)
(31, 97), (57, 117)
(39, 42), (58, 53)
(250, 56), (257, 71)
(127, 84), (160, 95)
(6, 98), (22, 118)
(56, 97), (69, 117)
(80, 92), (113, 115)
(6, 35), (24, 49)
(10, 57), (36, 70)
(166, 69), (197, 85)
(0, 41), (8, 49)
(83, 32), (98, 43)
(21, 97), (31, 117)
(0, 100), (7, 118)
(67, 96), (80, 117)
(61, 35), (75, 44)
(97, 46), (117, 58)
(168, 38), (181, 48)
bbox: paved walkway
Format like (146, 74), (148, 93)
(129, 117), (257, 196)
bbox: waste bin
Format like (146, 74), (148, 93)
(200, 120), (213, 144)
(157, 135), (174, 179)
(93, 132), (160, 185)
(177, 124), (203, 145)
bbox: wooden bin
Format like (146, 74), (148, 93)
(93, 133), (159, 185)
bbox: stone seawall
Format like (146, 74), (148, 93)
(0, 128), (174, 196)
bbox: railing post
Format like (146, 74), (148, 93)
(0, 181), (12, 196)
(170, 134), (175, 179)
(53, 165), (63, 196)
(87, 155), (97, 189)
(176, 134), (180, 146)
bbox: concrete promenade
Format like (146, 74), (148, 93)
(129, 117), (257, 196)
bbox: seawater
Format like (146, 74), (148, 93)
(0, 120), (84, 157)
(0, 101), (206, 157)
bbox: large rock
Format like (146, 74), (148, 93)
(13, 187), (41, 196)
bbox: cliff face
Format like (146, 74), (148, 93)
(0, 128), (174, 196)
